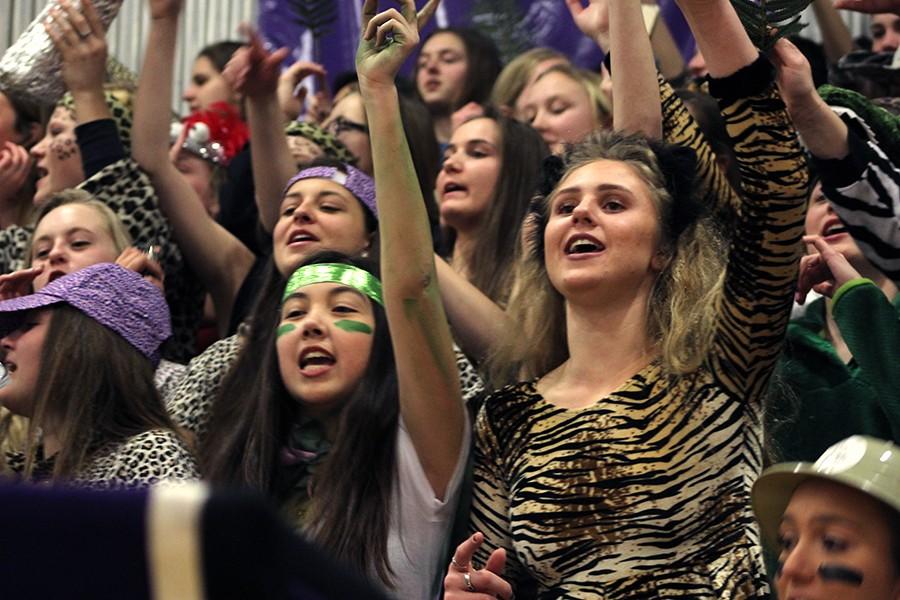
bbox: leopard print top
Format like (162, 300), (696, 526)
(6, 429), (199, 489)
(0, 158), (204, 361)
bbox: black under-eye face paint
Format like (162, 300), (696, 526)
(818, 564), (864, 586)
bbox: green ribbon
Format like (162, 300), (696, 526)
(283, 263), (384, 306)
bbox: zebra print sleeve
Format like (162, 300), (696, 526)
(815, 110), (900, 286)
(706, 58), (810, 402)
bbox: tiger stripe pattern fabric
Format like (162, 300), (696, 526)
(469, 58), (809, 599)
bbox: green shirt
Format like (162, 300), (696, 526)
(769, 280), (900, 462)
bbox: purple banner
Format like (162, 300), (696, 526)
(258, 0), (695, 91)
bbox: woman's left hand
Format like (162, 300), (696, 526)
(44, 0), (107, 97)
(770, 38), (817, 111)
(116, 247), (166, 295)
(795, 234), (862, 304)
(565, 0), (610, 47)
(0, 142), (32, 204)
(222, 24), (290, 99)
(277, 60), (328, 121)
(0, 267), (43, 301)
(355, 0), (440, 89)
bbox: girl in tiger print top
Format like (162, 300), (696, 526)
(446, 8), (810, 600)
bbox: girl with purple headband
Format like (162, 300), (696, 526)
(146, 0), (483, 454)
(132, 0), (379, 340)
(201, 2), (467, 597)
(0, 263), (198, 488)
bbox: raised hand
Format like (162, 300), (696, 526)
(0, 142), (32, 204)
(443, 532), (514, 600)
(450, 101), (485, 131)
(770, 38), (817, 110)
(222, 25), (290, 99)
(565, 0), (611, 48)
(44, 0), (107, 97)
(276, 60), (328, 121)
(116, 246), (166, 294)
(833, 0), (900, 14)
(795, 235), (862, 304)
(0, 267), (43, 300)
(356, 0), (440, 89)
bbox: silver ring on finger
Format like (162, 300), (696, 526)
(77, 29), (91, 39)
(463, 571), (476, 593)
(450, 556), (469, 571)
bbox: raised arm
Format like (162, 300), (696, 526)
(356, 0), (464, 498)
(434, 256), (510, 364)
(45, 0), (110, 126)
(607, 0), (662, 137)
(222, 31), (310, 233)
(132, 0), (253, 333)
(811, 0), (854, 63)
(679, 0), (810, 399)
(773, 39), (900, 285)
(569, 0), (741, 225)
(771, 38), (849, 160)
(676, 0), (758, 78)
(833, 0), (900, 16)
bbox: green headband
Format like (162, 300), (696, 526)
(282, 263), (384, 306)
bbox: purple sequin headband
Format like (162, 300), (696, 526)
(283, 165), (378, 219)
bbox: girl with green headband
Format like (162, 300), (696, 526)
(202, 2), (467, 597)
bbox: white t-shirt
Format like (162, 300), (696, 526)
(383, 417), (471, 600)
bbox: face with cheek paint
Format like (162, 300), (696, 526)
(777, 479), (900, 600)
(276, 282), (375, 425)
(30, 107), (84, 206)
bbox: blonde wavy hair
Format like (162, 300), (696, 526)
(527, 63), (613, 131)
(489, 130), (726, 385)
(25, 189), (132, 268)
(490, 47), (568, 110)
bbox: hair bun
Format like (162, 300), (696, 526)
(648, 141), (705, 237)
(537, 154), (566, 198)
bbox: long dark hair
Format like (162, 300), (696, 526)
(26, 306), (176, 479)
(202, 251), (400, 585)
(197, 41), (243, 73)
(398, 93), (441, 246)
(1, 87), (45, 147)
(442, 108), (549, 304)
(418, 27), (502, 110)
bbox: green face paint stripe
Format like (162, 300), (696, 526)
(334, 319), (373, 334)
(277, 324), (297, 338)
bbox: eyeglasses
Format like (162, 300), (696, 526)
(324, 116), (369, 136)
